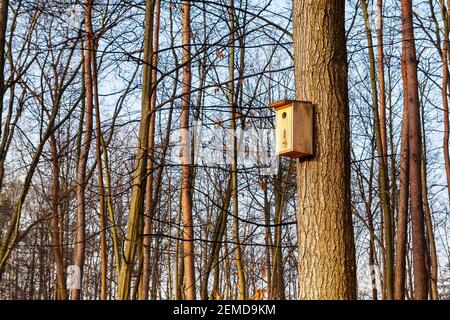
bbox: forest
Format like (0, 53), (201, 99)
(0, 0), (449, 300)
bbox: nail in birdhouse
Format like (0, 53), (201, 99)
(269, 100), (313, 158)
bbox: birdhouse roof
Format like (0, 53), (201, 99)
(268, 99), (311, 110)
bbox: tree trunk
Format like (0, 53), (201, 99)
(0, 0), (8, 190)
(361, 0), (394, 299)
(117, 0), (155, 300)
(394, 81), (409, 300)
(228, 0), (246, 300)
(180, 0), (196, 300)
(141, 0), (161, 300)
(401, 0), (429, 300)
(420, 108), (439, 300)
(263, 180), (273, 298)
(49, 134), (68, 300)
(270, 163), (290, 300)
(443, 0), (450, 212)
(293, 0), (357, 299)
(92, 38), (108, 301)
(71, 0), (94, 300)
(200, 178), (231, 300)
(174, 199), (184, 300)
(377, 0), (388, 158)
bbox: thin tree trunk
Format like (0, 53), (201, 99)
(102, 138), (120, 276)
(92, 38), (108, 301)
(263, 180), (273, 298)
(0, 0), (8, 190)
(361, 0), (394, 299)
(420, 114), (439, 300)
(71, 0), (95, 300)
(200, 177), (231, 300)
(443, 0), (450, 211)
(401, 0), (429, 300)
(356, 143), (378, 300)
(394, 81), (409, 300)
(388, 59), (398, 224)
(116, 0), (155, 300)
(49, 135), (67, 300)
(180, 0), (196, 300)
(228, 0), (246, 300)
(141, 0), (161, 300)
(293, 0), (357, 299)
(175, 193), (184, 300)
(377, 0), (388, 158)
(270, 162), (291, 300)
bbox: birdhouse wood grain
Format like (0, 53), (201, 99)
(269, 100), (313, 158)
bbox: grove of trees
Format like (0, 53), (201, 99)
(0, 0), (449, 300)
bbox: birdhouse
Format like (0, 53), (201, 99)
(269, 100), (313, 158)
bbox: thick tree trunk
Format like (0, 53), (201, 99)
(293, 0), (357, 299)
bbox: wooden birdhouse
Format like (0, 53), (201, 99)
(269, 100), (313, 158)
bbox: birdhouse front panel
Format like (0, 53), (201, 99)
(270, 100), (313, 158)
(275, 105), (293, 155)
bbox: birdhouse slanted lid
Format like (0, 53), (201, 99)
(269, 99), (311, 110)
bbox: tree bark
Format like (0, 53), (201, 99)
(92, 38), (108, 301)
(377, 0), (388, 158)
(200, 178), (231, 300)
(394, 81), (409, 300)
(229, 0), (246, 300)
(180, 0), (196, 300)
(0, 0), (8, 189)
(420, 107), (439, 300)
(293, 0), (357, 299)
(141, 0), (161, 300)
(49, 134), (68, 300)
(117, 0), (155, 300)
(443, 0), (450, 218)
(361, 0), (394, 299)
(401, 0), (429, 300)
(71, 0), (94, 300)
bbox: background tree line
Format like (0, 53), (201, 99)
(0, 0), (449, 300)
